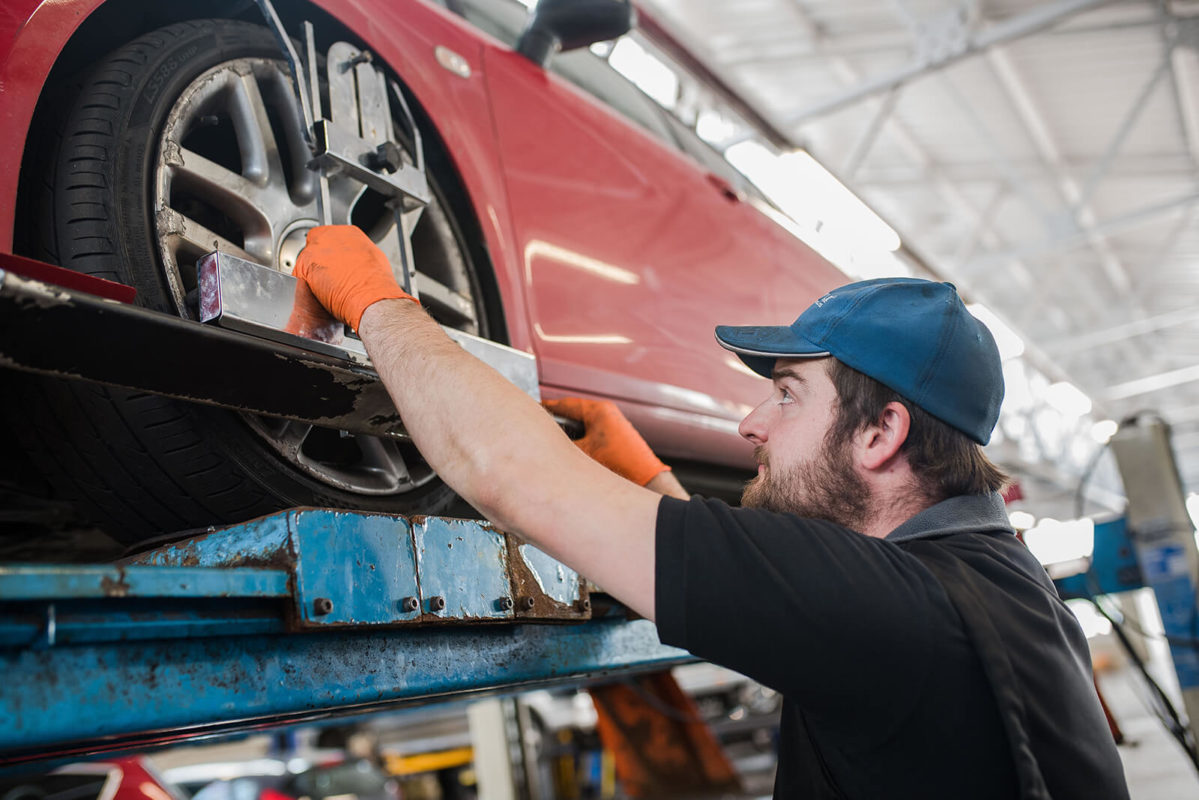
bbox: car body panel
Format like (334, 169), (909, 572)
(0, 0), (846, 474)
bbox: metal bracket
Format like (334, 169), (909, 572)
(196, 250), (541, 400)
(251, 0), (428, 294)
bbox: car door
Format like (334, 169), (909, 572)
(455, 0), (845, 467)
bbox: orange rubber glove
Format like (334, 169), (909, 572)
(543, 398), (670, 487)
(283, 278), (344, 343)
(293, 225), (418, 331)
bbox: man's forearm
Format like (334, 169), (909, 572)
(647, 470), (689, 500)
(356, 299), (661, 619)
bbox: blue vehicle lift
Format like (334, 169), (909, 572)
(0, 247), (688, 770)
(0, 508), (689, 766)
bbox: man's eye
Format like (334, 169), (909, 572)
(778, 388), (794, 404)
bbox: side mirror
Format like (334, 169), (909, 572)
(516, 0), (635, 67)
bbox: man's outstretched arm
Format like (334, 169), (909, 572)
(297, 227), (671, 619)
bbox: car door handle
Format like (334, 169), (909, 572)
(705, 173), (741, 203)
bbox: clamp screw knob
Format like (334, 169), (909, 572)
(367, 141), (404, 174)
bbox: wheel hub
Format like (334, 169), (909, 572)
(151, 56), (481, 498)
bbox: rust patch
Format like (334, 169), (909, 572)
(100, 567), (131, 597)
(504, 534), (590, 621)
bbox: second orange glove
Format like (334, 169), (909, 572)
(544, 398), (670, 487)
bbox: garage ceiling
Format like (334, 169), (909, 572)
(633, 0), (1199, 518)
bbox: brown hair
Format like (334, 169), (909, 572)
(825, 359), (1009, 503)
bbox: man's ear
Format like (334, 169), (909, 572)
(855, 401), (911, 471)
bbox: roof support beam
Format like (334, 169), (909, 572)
(985, 47), (1137, 296)
(1162, 12), (1199, 170)
(964, 189), (1199, 274)
(1103, 363), (1199, 401)
(841, 87), (900, 178)
(1072, 45), (1175, 215)
(778, 0), (1119, 127)
(1043, 305), (1199, 355)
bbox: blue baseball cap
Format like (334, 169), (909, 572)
(715, 278), (1004, 445)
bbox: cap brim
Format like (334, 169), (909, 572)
(714, 325), (829, 378)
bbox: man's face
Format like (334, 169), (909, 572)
(738, 358), (870, 529)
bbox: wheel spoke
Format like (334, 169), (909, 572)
(416, 273), (477, 327)
(272, 420), (314, 459)
(228, 70), (284, 188)
(358, 437), (413, 491)
(159, 208), (259, 264)
(172, 147), (281, 228)
(267, 70), (317, 205)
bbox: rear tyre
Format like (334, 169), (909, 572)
(10, 20), (494, 545)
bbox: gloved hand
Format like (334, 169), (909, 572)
(293, 225), (418, 331)
(543, 398), (670, 487)
(283, 278), (344, 343)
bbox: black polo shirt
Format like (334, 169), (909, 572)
(654, 492), (1130, 799)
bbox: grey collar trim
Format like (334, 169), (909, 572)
(885, 491), (1015, 544)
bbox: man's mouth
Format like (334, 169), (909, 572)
(754, 446), (768, 471)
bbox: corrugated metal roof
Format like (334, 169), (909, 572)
(638, 0), (1199, 510)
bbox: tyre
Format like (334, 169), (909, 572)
(10, 20), (494, 546)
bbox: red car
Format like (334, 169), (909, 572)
(0, 0), (844, 546)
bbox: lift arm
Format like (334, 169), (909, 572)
(0, 508), (688, 766)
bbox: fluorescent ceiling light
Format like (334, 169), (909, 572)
(1008, 510), (1036, 529)
(1023, 517), (1095, 565)
(967, 303), (1025, 361)
(1091, 419), (1119, 443)
(1066, 598), (1112, 639)
(1044, 381), (1093, 418)
(607, 38), (679, 108)
(723, 142), (901, 255)
(696, 109), (739, 144)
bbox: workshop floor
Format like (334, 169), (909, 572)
(1101, 665), (1199, 798)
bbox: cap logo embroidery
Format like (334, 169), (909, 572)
(814, 292), (834, 307)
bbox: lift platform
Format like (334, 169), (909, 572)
(0, 507), (688, 766)
(0, 255), (687, 768)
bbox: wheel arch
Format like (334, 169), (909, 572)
(13, 0), (510, 344)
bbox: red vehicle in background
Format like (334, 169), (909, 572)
(0, 759), (189, 800)
(0, 0), (845, 547)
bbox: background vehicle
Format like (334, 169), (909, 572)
(0, 0), (845, 547)
(0, 759), (188, 800)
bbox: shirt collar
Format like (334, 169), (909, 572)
(885, 491), (1015, 544)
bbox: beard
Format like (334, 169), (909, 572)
(741, 434), (872, 531)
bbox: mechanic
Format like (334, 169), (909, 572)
(294, 225), (1129, 799)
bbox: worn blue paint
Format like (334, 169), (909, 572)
(134, 512), (294, 568)
(0, 509), (621, 763)
(518, 543), (580, 605)
(0, 565), (289, 600)
(126, 509), (585, 626)
(293, 510), (420, 625)
(0, 619), (689, 761)
(414, 517), (512, 620)
(0, 600), (286, 648)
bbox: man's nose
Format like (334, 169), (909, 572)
(739, 398), (770, 445)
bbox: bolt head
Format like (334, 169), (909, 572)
(498, 597), (514, 611)
(429, 596), (446, 612)
(522, 596), (536, 610)
(401, 597), (419, 613)
(313, 597), (333, 616)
